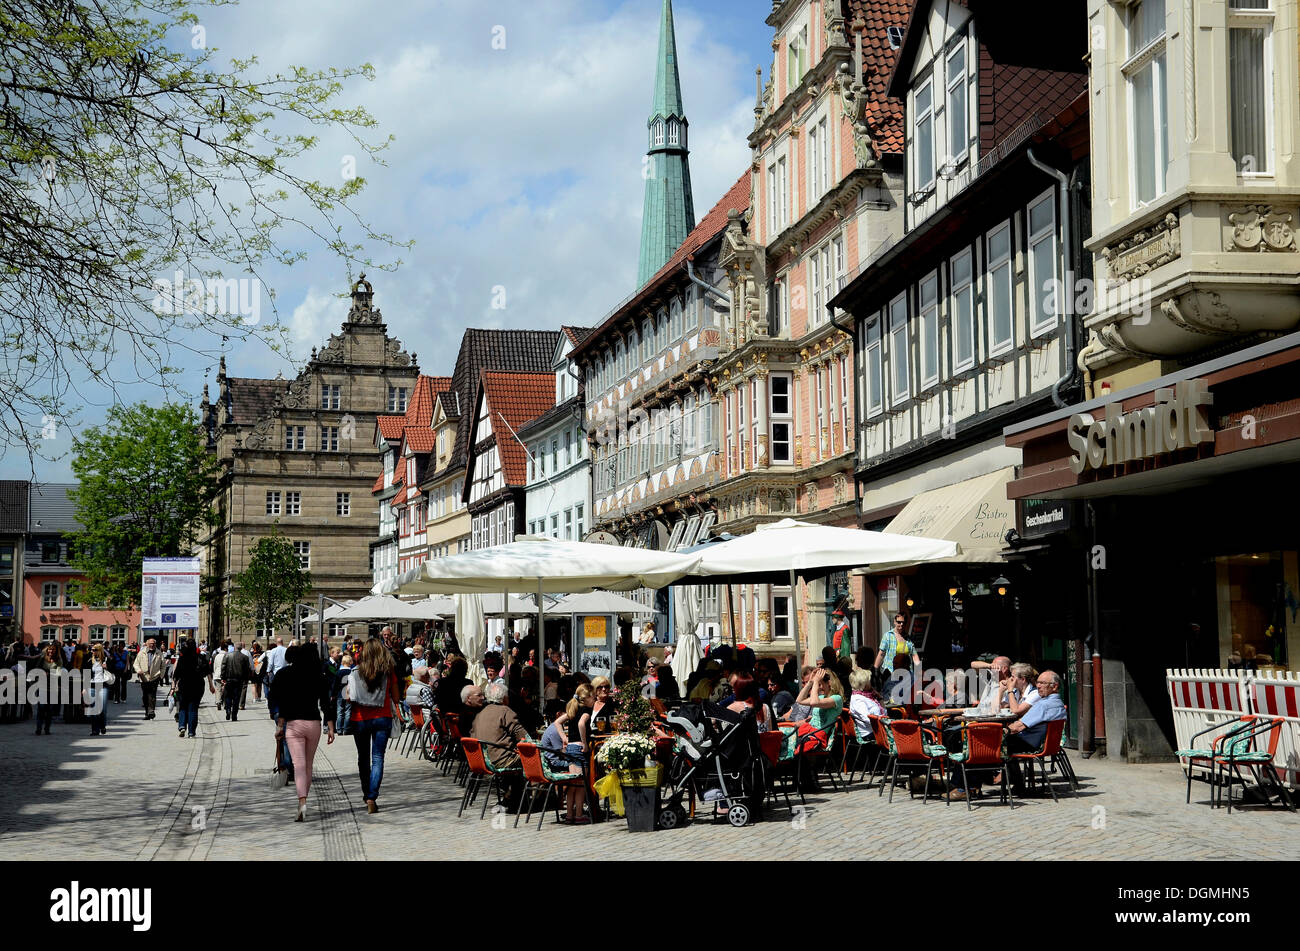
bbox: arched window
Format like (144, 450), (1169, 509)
(668, 120), (680, 146)
(670, 298), (682, 341)
(654, 120), (664, 147)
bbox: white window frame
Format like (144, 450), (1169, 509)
(888, 293), (910, 407)
(986, 221), (1015, 357)
(1227, 0), (1275, 178)
(42, 582), (60, 609)
(321, 426), (339, 452)
(685, 286), (699, 331)
(1123, 0), (1169, 208)
(810, 252), (823, 324)
(387, 386), (408, 413)
(946, 42), (969, 164)
(839, 356), (851, 450)
(285, 425), (305, 451)
(914, 78), (935, 191)
(266, 490), (281, 516)
(864, 318), (884, 418)
(320, 384), (340, 410)
(950, 249), (976, 373)
(286, 491), (301, 516)
(919, 272), (940, 389)
(670, 298), (682, 341)
(772, 587), (792, 641)
(1027, 189), (1061, 337)
(337, 491), (351, 517)
(294, 541), (310, 570)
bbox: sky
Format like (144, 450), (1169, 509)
(12, 0), (778, 483)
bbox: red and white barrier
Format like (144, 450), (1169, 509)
(1249, 672), (1300, 786)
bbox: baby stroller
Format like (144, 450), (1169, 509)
(659, 701), (765, 828)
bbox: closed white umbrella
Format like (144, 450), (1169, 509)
(455, 594), (487, 685)
(671, 585), (702, 689)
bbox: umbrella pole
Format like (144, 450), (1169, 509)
(537, 578), (545, 719)
(790, 569), (803, 666)
(726, 584), (736, 649)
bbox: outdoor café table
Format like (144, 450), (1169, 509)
(939, 709), (1017, 753)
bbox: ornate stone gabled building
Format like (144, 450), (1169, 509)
(198, 277), (420, 644)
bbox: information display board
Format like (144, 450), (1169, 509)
(141, 557), (201, 629)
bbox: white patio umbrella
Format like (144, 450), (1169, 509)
(671, 585), (702, 690)
(475, 593), (536, 616)
(682, 519), (958, 663)
(301, 600), (353, 623)
(332, 594), (444, 622)
(379, 537), (704, 713)
(548, 591), (656, 616)
(409, 596), (457, 617)
(455, 593), (487, 685)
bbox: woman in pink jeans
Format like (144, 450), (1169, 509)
(273, 645), (336, 821)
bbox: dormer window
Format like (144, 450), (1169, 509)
(653, 119), (665, 147)
(667, 120), (680, 146)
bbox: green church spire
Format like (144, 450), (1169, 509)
(637, 0), (695, 288)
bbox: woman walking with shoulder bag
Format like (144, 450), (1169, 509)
(347, 638), (401, 814)
(273, 645), (335, 822)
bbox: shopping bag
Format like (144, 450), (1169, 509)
(269, 737), (290, 790)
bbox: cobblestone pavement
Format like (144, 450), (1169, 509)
(2, 685), (1296, 861)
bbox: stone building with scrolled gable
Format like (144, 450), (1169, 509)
(196, 276), (420, 645)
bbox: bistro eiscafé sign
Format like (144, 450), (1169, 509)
(1067, 379), (1214, 475)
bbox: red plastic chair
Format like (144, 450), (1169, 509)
(516, 742), (586, 830)
(457, 738), (495, 818)
(1010, 719), (1073, 801)
(881, 719), (948, 803)
(948, 721), (1011, 810)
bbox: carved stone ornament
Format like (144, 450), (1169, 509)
(317, 334), (345, 363)
(386, 338), (412, 367)
(1226, 204), (1297, 253)
(804, 482), (819, 513)
(280, 376), (310, 409)
(347, 273), (383, 325)
(832, 472), (847, 505)
(1104, 212), (1181, 281)
(242, 416), (274, 450)
(770, 488), (793, 513)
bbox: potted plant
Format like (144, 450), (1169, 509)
(595, 685), (660, 831)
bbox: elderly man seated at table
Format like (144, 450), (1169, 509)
(947, 669), (1066, 801)
(459, 683), (485, 737)
(405, 666), (435, 714)
(970, 655), (1012, 710)
(1004, 670), (1066, 792)
(470, 681), (531, 811)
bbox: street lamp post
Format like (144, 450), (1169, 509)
(296, 594), (352, 662)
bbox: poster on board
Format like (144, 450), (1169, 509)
(578, 614), (612, 679)
(141, 557), (201, 629)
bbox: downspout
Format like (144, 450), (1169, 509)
(686, 258), (731, 306)
(1026, 149), (1075, 408)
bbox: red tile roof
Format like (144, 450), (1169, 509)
(562, 326), (595, 348)
(377, 415), (405, 441)
(372, 472), (385, 493)
(479, 371), (555, 486)
(848, 0), (911, 158)
(404, 429), (436, 454)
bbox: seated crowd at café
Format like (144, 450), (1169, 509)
(371, 616), (1070, 820)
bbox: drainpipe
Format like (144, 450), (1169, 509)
(685, 258), (731, 306)
(1026, 150), (1076, 409)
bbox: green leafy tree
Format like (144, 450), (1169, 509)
(0, 0), (406, 460)
(229, 528), (312, 638)
(68, 401), (221, 608)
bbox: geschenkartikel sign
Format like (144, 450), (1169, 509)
(1067, 379), (1214, 475)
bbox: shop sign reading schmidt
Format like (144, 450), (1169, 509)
(1067, 379), (1215, 475)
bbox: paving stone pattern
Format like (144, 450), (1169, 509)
(1, 684), (1295, 861)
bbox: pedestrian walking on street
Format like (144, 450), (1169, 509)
(173, 641), (215, 738)
(221, 643), (252, 721)
(274, 645), (336, 821)
(33, 643), (61, 735)
(346, 637), (401, 814)
(250, 643), (265, 704)
(108, 644), (129, 703)
(86, 644), (113, 736)
(133, 637), (167, 720)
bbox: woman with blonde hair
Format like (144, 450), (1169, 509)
(1002, 662), (1040, 717)
(550, 683), (594, 824)
(346, 637), (401, 814)
(86, 643), (114, 736)
(589, 676), (616, 733)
